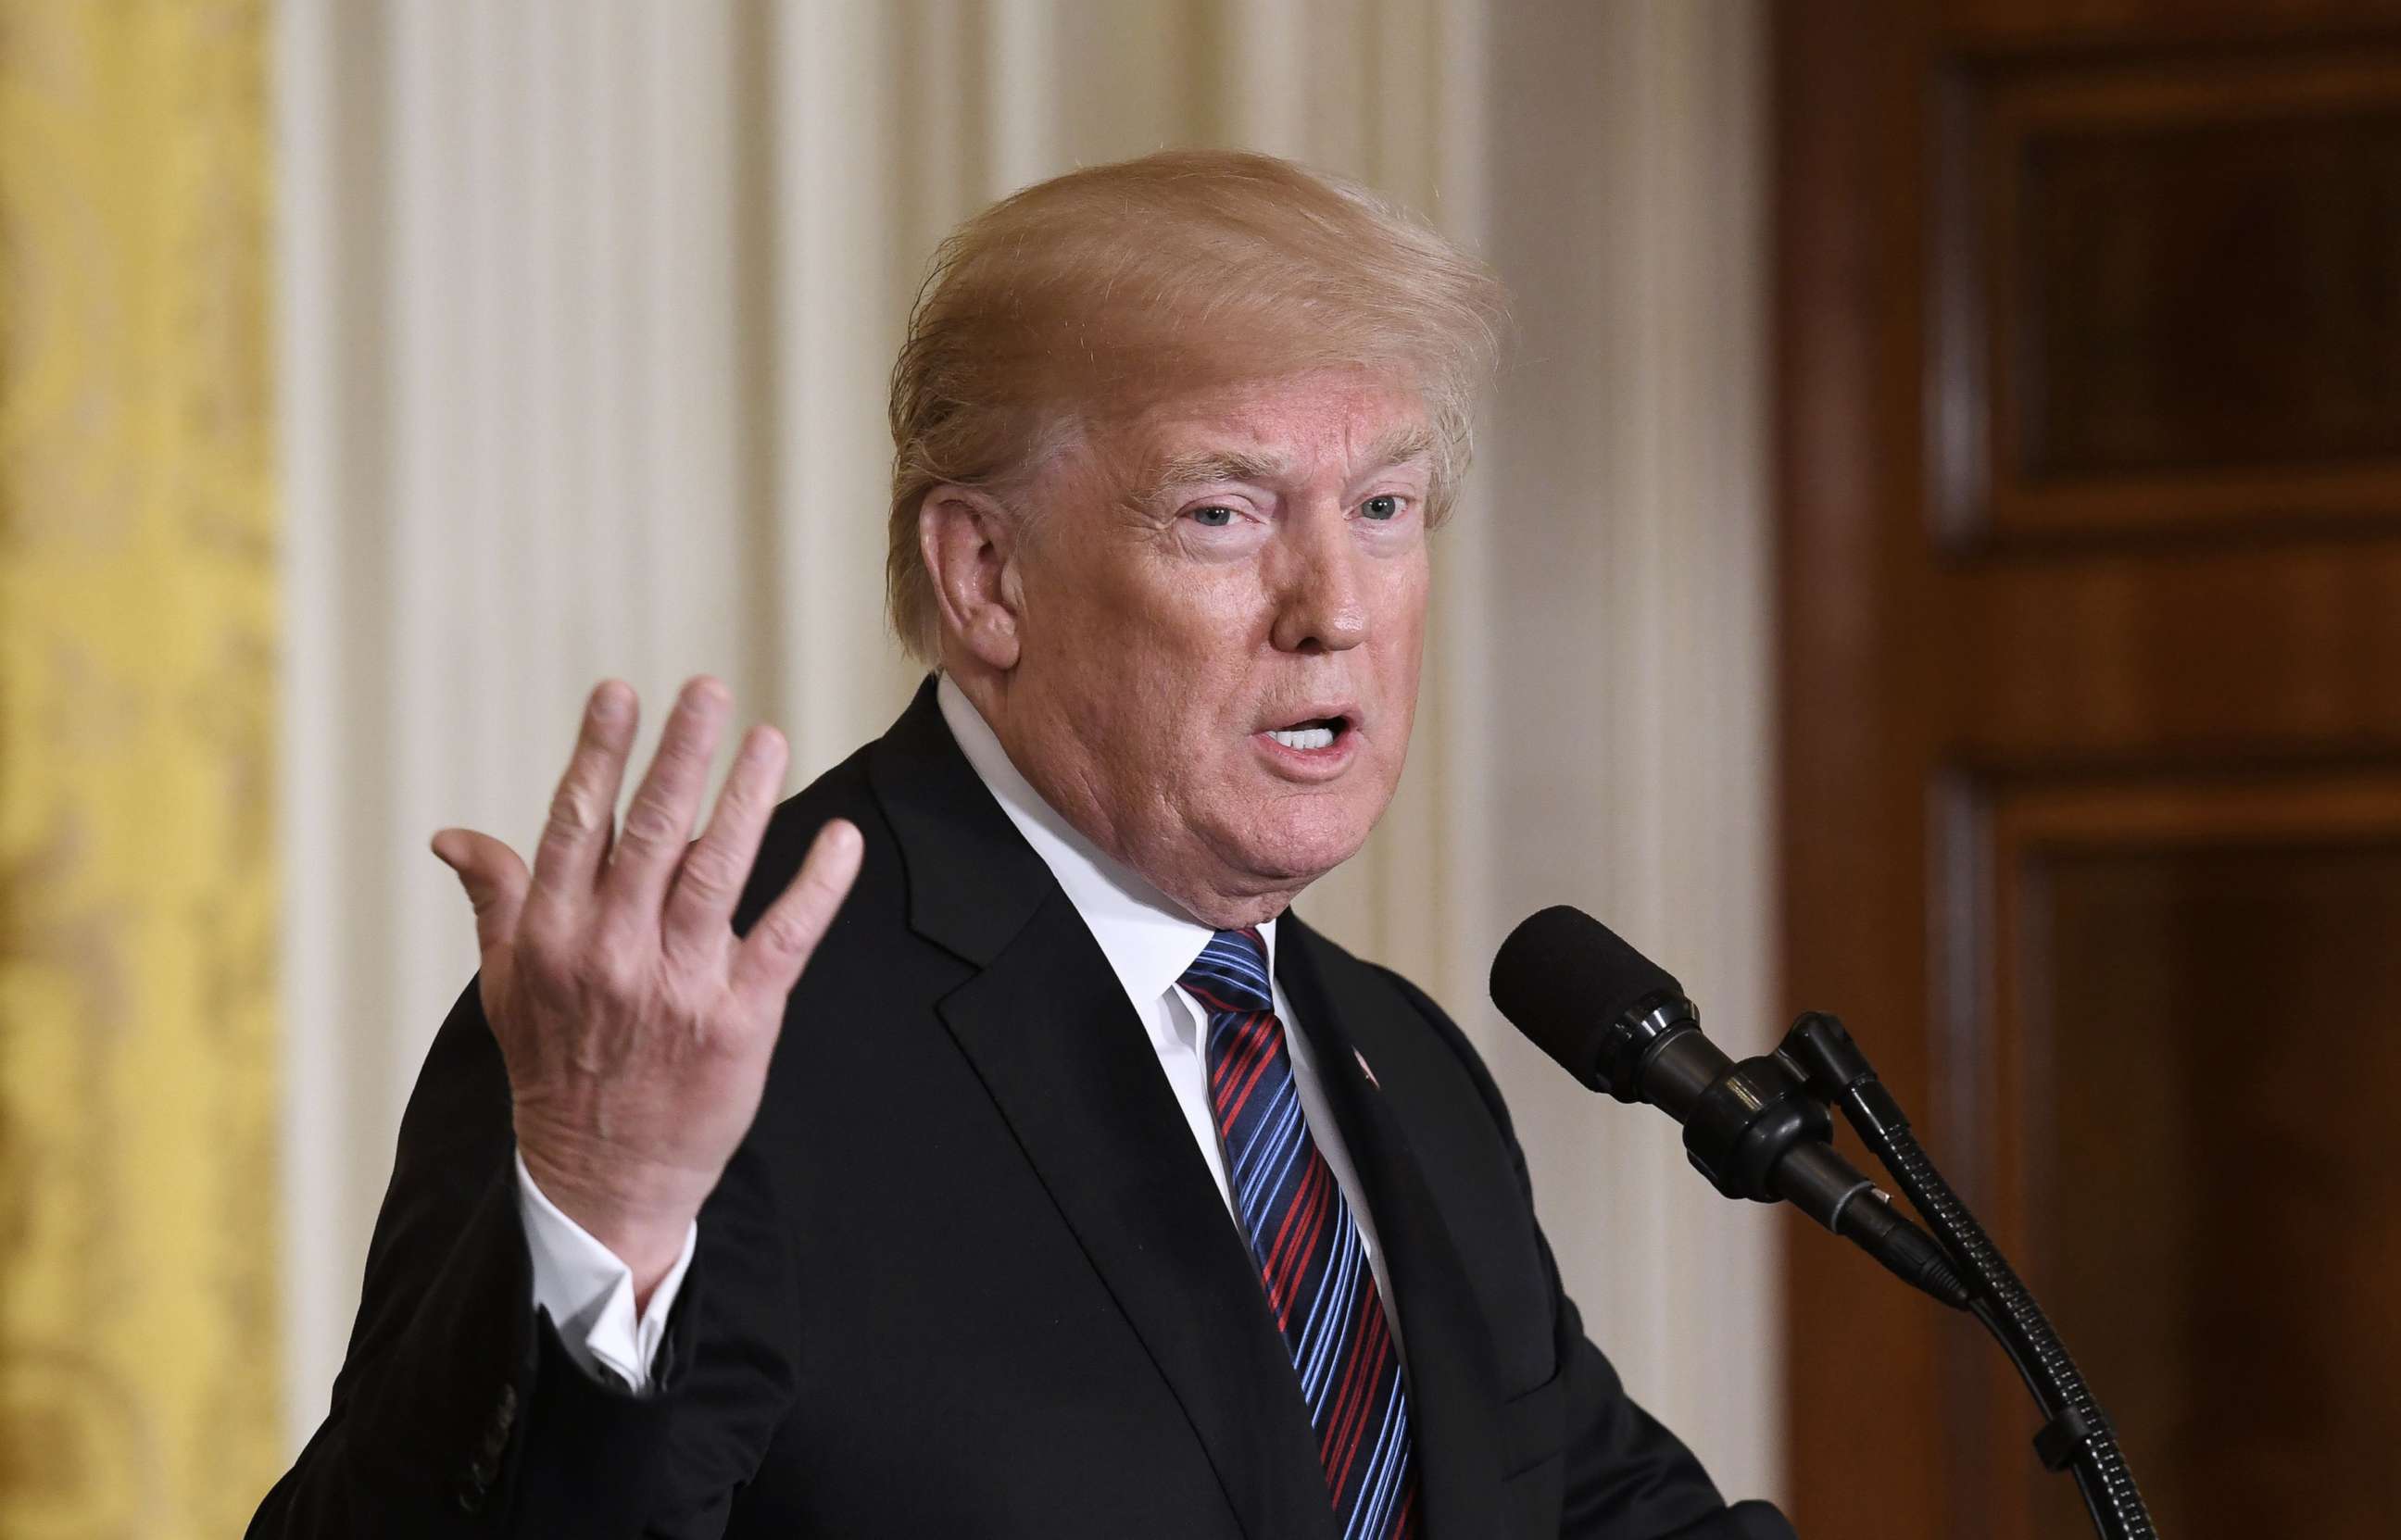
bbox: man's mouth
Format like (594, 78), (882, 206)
(1261, 714), (1353, 752)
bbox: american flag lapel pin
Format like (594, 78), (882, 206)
(1353, 1046), (1380, 1089)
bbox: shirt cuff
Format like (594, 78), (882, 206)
(514, 1149), (698, 1394)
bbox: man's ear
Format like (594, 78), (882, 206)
(919, 487), (1025, 671)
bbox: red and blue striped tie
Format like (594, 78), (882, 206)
(1182, 927), (1420, 1539)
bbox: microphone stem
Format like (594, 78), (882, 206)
(1782, 1013), (2157, 1540)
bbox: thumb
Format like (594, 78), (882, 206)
(431, 828), (530, 959)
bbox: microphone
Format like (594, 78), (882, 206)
(1490, 905), (1968, 1308)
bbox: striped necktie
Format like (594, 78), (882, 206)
(1180, 927), (1419, 1539)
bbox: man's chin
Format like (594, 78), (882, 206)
(1216, 807), (1382, 894)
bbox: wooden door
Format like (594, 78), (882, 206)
(1777, 3), (2401, 1535)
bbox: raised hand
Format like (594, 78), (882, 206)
(430, 677), (862, 1299)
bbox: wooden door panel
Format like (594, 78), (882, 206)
(1934, 45), (2401, 545)
(1779, 5), (2401, 1535)
(1936, 772), (2401, 1538)
(1947, 546), (2401, 755)
(1944, 0), (2401, 47)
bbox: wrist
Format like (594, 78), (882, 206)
(515, 1131), (699, 1290)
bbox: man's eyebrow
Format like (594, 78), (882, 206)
(1360, 424), (1439, 473)
(1124, 427), (1437, 510)
(1124, 448), (1289, 508)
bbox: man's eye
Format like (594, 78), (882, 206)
(1362, 495), (1402, 520)
(1188, 506), (1237, 527)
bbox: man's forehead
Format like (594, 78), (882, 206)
(1120, 391), (1437, 490)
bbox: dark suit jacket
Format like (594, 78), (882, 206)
(252, 679), (1795, 1539)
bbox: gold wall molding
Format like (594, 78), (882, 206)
(0, 2), (278, 1535)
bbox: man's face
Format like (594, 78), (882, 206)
(989, 369), (1435, 926)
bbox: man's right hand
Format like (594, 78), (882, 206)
(431, 677), (863, 1302)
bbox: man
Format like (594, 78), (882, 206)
(253, 150), (1794, 1538)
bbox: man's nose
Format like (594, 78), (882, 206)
(1268, 507), (1369, 654)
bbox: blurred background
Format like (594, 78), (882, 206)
(1, 0), (2394, 1535)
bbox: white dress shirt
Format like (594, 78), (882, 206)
(518, 675), (1398, 1390)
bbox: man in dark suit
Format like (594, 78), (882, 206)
(253, 150), (1794, 1538)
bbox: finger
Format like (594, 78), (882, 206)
(603, 675), (731, 915)
(663, 723), (790, 949)
(431, 828), (532, 961)
(732, 818), (864, 1004)
(527, 681), (640, 910)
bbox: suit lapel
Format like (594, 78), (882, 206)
(869, 680), (1339, 1540)
(937, 896), (1342, 1540)
(1277, 917), (1513, 1540)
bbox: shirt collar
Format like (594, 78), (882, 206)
(936, 673), (1277, 1008)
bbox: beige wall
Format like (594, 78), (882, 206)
(276, 0), (1776, 1499)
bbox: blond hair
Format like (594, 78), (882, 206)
(885, 148), (1506, 662)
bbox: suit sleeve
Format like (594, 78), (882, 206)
(1376, 969), (1799, 1540)
(245, 978), (715, 1538)
(1529, 1217), (1796, 1539)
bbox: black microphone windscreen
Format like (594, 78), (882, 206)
(1490, 906), (1683, 1090)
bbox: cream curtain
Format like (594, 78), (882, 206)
(277, 0), (1776, 1498)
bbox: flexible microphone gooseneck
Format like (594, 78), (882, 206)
(1490, 903), (2158, 1540)
(1489, 905), (1967, 1309)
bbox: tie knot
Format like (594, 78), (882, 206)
(1180, 927), (1275, 1015)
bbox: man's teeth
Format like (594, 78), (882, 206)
(1268, 724), (1338, 751)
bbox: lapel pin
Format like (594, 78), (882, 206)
(1353, 1046), (1380, 1089)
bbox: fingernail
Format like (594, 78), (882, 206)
(592, 682), (632, 720)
